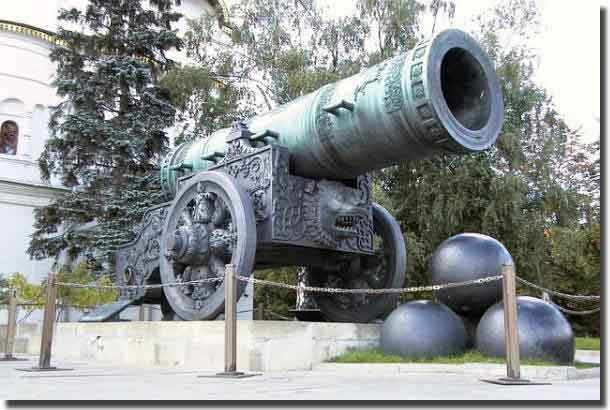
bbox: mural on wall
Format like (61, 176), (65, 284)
(0, 120), (18, 155)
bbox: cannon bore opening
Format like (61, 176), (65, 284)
(440, 47), (491, 131)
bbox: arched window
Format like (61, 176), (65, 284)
(0, 121), (18, 155)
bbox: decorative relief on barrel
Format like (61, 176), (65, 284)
(412, 46), (427, 60)
(315, 84), (346, 169)
(412, 82), (426, 100)
(354, 60), (388, 101)
(410, 63), (423, 81)
(409, 43), (428, 104)
(383, 53), (407, 113)
(417, 104), (433, 119)
(426, 123), (443, 138)
(407, 41), (451, 147)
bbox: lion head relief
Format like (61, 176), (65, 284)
(302, 180), (370, 248)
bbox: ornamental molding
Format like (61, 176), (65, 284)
(0, 19), (157, 67)
(0, 177), (66, 207)
(0, 20), (66, 47)
(0, 154), (38, 167)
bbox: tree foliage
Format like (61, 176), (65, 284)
(29, 0), (183, 266)
(0, 262), (117, 315)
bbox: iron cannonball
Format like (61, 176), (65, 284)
(431, 233), (512, 317)
(475, 296), (575, 364)
(381, 300), (467, 359)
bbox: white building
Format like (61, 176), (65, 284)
(0, 0), (251, 322)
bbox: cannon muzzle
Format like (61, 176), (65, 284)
(161, 29), (503, 196)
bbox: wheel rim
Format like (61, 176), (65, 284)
(160, 171), (256, 320)
(310, 203), (406, 323)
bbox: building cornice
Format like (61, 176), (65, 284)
(0, 177), (67, 206)
(0, 20), (66, 47)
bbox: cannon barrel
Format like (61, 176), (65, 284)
(161, 29), (503, 197)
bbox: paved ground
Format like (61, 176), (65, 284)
(0, 356), (600, 401)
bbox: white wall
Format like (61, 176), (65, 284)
(0, 28), (58, 182)
(0, 27), (62, 293)
(0, 200), (55, 283)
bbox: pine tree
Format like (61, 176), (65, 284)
(29, 0), (183, 267)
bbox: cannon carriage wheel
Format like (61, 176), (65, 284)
(159, 171), (257, 321)
(307, 203), (406, 323)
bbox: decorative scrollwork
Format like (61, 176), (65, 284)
(354, 61), (388, 101)
(272, 152), (305, 241)
(221, 153), (272, 223)
(220, 138), (259, 164)
(384, 53), (407, 113)
(116, 205), (168, 299)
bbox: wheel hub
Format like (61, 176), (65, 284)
(167, 224), (210, 265)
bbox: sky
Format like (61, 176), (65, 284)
(322, 0), (602, 143)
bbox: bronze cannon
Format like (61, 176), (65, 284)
(99, 29), (503, 323)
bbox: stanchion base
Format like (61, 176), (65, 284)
(481, 377), (552, 385)
(16, 366), (74, 372)
(199, 371), (261, 379)
(0, 357), (28, 362)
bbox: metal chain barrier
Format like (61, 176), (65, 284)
(45, 273), (601, 301)
(552, 304), (601, 316)
(7, 264), (600, 378)
(233, 274), (504, 294)
(53, 276), (223, 290)
(515, 276), (601, 301)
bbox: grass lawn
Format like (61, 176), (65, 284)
(575, 337), (600, 351)
(330, 348), (598, 369)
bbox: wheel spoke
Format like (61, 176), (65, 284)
(212, 198), (229, 227)
(209, 255), (225, 278)
(182, 208), (194, 226)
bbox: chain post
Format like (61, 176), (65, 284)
(0, 288), (25, 361)
(502, 264), (521, 380)
(482, 264), (548, 385)
(5, 288), (17, 359)
(39, 272), (58, 369)
(224, 264), (237, 374)
(16, 273), (72, 372)
(198, 266), (260, 379)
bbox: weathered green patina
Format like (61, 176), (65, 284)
(160, 29), (503, 198)
(83, 29), (504, 324)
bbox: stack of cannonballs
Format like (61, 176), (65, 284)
(381, 233), (575, 364)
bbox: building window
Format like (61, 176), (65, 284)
(0, 121), (18, 155)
